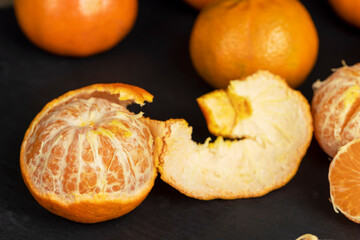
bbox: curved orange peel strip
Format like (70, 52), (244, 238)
(149, 71), (313, 200)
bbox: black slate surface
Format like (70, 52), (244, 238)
(1, 0), (360, 239)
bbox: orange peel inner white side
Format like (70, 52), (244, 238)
(148, 71), (313, 200)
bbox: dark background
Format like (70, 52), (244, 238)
(1, 0), (360, 239)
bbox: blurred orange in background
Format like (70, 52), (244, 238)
(14, 0), (138, 57)
(329, 0), (360, 28)
(189, 0), (319, 89)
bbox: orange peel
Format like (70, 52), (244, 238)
(150, 71), (313, 199)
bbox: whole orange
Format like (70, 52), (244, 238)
(189, 0), (319, 88)
(183, 0), (218, 9)
(329, 0), (360, 28)
(14, 0), (137, 57)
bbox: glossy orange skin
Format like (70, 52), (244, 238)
(329, 0), (360, 28)
(183, 0), (218, 9)
(14, 0), (138, 57)
(190, 0), (319, 88)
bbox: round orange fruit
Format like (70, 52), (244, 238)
(189, 0), (319, 88)
(20, 84), (157, 223)
(329, 0), (360, 28)
(312, 63), (360, 157)
(14, 0), (138, 57)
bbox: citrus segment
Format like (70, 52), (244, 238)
(20, 83), (156, 223)
(329, 138), (360, 223)
(150, 71), (313, 199)
(312, 63), (360, 157)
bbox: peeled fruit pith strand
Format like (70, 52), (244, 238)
(20, 84), (157, 223)
(312, 63), (360, 157)
(149, 71), (313, 199)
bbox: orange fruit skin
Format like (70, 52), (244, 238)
(14, 0), (137, 57)
(329, 0), (360, 28)
(20, 83), (156, 223)
(21, 168), (151, 223)
(189, 0), (319, 88)
(183, 0), (218, 9)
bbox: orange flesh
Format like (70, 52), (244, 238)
(23, 97), (153, 201)
(312, 64), (360, 157)
(330, 140), (360, 221)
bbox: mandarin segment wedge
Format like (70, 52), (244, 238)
(150, 71), (313, 200)
(312, 63), (360, 157)
(20, 83), (156, 223)
(329, 138), (360, 223)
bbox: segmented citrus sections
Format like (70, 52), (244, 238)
(329, 138), (360, 223)
(20, 84), (157, 223)
(150, 71), (313, 199)
(312, 63), (360, 157)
